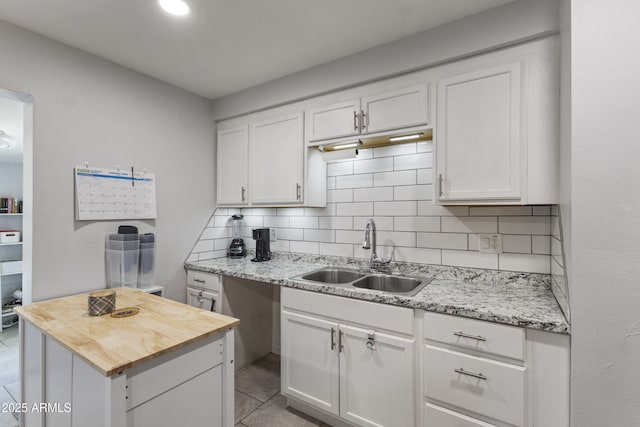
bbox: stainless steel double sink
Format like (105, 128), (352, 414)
(294, 267), (432, 297)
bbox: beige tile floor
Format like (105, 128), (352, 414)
(0, 325), (19, 427)
(235, 353), (332, 427)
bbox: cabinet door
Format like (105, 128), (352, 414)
(281, 310), (340, 415)
(216, 126), (249, 205)
(307, 99), (361, 141)
(339, 324), (415, 427)
(436, 63), (521, 203)
(362, 84), (428, 134)
(250, 112), (304, 204)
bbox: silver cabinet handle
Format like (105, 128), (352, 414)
(241, 186), (246, 202)
(210, 298), (216, 312)
(338, 330), (344, 353)
(361, 110), (367, 130)
(353, 111), (359, 131)
(453, 331), (487, 342)
(438, 174), (443, 197)
(296, 183), (301, 200)
(330, 328), (336, 350)
(193, 278), (205, 284)
(455, 368), (487, 381)
(366, 330), (375, 350)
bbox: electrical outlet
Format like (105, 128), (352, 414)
(270, 228), (277, 242)
(478, 234), (502, 253)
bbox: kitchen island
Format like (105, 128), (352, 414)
(15, 287), (239, 427)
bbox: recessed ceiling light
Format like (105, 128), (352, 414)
(159, 0), (190, 16)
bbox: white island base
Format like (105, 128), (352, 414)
(19, 320), (235, 427)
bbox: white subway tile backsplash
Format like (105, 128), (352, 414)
(353, 216), (394, 231)
(186, 253), (198, 263)
(442, 217), (497, 233)
(354, 148), (373, 160)
(245, 208), (277, 216)
(353, 157), (394, 174)
(327, 176), (336, 190)
(327, 189), (354, 203)
(336, 230), (365, 244)
(551, 236), (562, 258)
(327, 161), (353, 176)
(551, 216), (561, 238)
(373, 143), (416, 158)
(277, 228), (304, 241)
(416, 169), (433, 185)
(192, 240), (214, 253)
(290, 241), (319, 254)
(393, 247), (441, 264)
(416, 141), (434, 153)
(290, 216), (318, 229)
(214, 239), (231, 251)
(499, 253), (550, 274)
(394, 216), (440, 232)
(532, 235), (551, 254)
(243, 216), (264, 227)
(264, 216), (290, 228)
(394, 153), (433, 170)
(200, 227), (228, 240)
(271, 240), (290, 252)
(353, 187), (394, 202)
(418, 202), (469, 216)
(376, 231), (416, 247)
(353, 244), (394, 260)
(305, 204), (336, 216)
(374, 170), (416, 187)
(319, 216), (353, 230)
(417, 233), (468, 250)
(214, 216), (231, 227)
(501, 235), (532, 254)
(394, 185), (432, 201)
(278, 207), (305, 216)
(442, 250), (498, 270)
(375, 201), (417, 216)
(319, 243), (354, 258)
(336, 174), (373, 189)
(337, 202), (373, 216)
(499, 216), (550, 235)
(304, 229), (335, 243)
(469, 206), (532, 216)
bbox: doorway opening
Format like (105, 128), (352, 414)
(0, 86), (33, 427)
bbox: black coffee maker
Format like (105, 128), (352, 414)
(252, 228), (271, 262)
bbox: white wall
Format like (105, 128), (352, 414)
(570, 1), (640, 425)
(0, 162), (23, 199)
(211, 0), (559, 119)
(0, 20), (215, 302)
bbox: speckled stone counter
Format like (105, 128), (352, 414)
(185, 253), (569, 334)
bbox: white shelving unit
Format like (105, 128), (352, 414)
(0, 213), (23, 331)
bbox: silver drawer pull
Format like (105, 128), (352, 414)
(193, 278), (205, 284)
(453, 331), (486, 342)
(454, 368), (487, 381)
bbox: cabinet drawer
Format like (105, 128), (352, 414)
(187, 270), (221, 292)
(423, 311), (524, 360)
(425, 403), (497, 427)
(424, 345), (525, 427)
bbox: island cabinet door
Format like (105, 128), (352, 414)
(338, 324), (415, 427)
(281, 309), (340, 416)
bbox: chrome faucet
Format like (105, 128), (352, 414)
(362, 219), (392, 271)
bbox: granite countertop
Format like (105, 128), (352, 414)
(15, 287), (239, 376)
(185, 253), (569, 334)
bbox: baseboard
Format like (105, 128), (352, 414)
(286, 397), (354, 427)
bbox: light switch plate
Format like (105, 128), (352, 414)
(478, 234), (502, 253)
(270, 228), (277, 242)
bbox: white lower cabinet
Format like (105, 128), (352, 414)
(281, 288), (415, 427)
(424, 403), (497, 427)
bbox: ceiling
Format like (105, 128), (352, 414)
(0, 96), (24, 164)
(0, 0), (513, 99)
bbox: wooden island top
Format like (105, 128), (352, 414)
(15, 287), (239, 376)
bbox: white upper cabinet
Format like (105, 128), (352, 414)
(307, 83), (429, 142)
(436, 63), (521, 202)
(216, 126), (249, 205)
(362, 84), (428, 134)
(434, 38), (559, 205)
(250, 112), (304, 205)
(307, 99), (361, 141)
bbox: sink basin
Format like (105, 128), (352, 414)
(301, 268), (367, 284)
(352, 274), (428, 296)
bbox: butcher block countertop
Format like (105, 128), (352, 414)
(15, 287), (239, 376)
